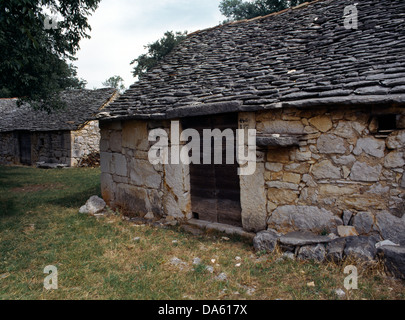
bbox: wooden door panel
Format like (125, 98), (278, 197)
(183, 113), (242, 227)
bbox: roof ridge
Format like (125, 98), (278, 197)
(187, 0), (324, 38)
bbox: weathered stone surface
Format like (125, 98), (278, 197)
(268, 206), (342, 234)
(259, 120), (304, 134)
(257, 135), (300, 147)
(337, 226), (359, 237)
(265, 162), (283, 172)
(350, 162), (382, 182)
(343, 210), (353, 226)
(280, 231), (332, 246)
(101, 173), (115, 203)
(109, 131), (122, 153)
(384, 151), (405, 168)
(130, 159), (162, 189)
(113, 153), (127, 177)
(317, 134), (346, 154)
(386, 130), (405, 149)
(241, 162), (267, 232)
(312, 160), (342, 180)
(375, 240), (399, 249)
(353, 137), (385, 158)
(283, 172), (301, 184)
(344, 236), (378, 261)
(115, 184), (161, 216)
(297, 244), (327, 262)
(302, 174), (317, 187)
(331, 154), (356, 166)
(326, 238), (346, 262)
(352, 212), (375, 235)
(333, 121), (356, 139)
(284, 163), (310, 174)
(122, 120), (149, 151)
(374, 211), (405, 245)
(84, 195), (106, 215)
(268, 188), (298, 204)
(377, 246), (405, 279)
(309, 115), (333, 133)
(163, 163), (192, 219)
(253, 229), (281, 253)
(266, 181), (299, 190)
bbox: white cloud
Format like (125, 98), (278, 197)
(74, 0), (225, 89)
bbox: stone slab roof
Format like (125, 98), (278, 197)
(100, 0), (405, 121)
(0, 88), (117, 132)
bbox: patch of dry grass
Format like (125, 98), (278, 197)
(0, 166), (404, 300)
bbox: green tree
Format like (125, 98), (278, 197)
(102, 75), (125, 93)
(131, 31), (188, 79)
(219, 0), (306, 21)
(0, 0), (100, 111)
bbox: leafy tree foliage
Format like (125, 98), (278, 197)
(131, 31), (188, 79)
(102, 75), (126, 93)
(0, 0), (100, 111)
(219, 0), (306, 21)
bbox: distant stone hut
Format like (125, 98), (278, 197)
(98, 0), (405, 245)
(0, 88), (118, 167)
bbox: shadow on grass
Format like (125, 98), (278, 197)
(46, 182), (101, 209)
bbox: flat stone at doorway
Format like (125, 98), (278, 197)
(279, 231), (332, 246)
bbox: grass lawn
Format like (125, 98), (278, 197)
(0, 165), (404, 300)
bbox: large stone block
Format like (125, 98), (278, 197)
(374, 211), (405, 245)
(352, 212), (375, 235)
(344, 236), (378, 261)
(259, 120), (304, 135)
(241, 162), (267, 232)
(384, 151), (405, 168)
(386, 130), (405, 149)
(115, 184), (161, 217)
(253, 229), (281, 253)
(122, 120), (149, 151)
(268, 188), (298, 204)
(350, 161), (382, 182)
(317, 134), (346, 154)
(113, 153), (127, 177)
(312, 160), (342, 180)
(163, 163), (192, 219)
(109, 131), (122, 153)
(309, 115), (333, 133)
(101, 173), (115, 204)
(130, 159), (162, 189)
(100, 152), (112, 173)
(353, 137), (385, 158)
(377, 246), (405, 280)
(267, 205), (343, 234)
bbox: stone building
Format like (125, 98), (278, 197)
(0, 88), (118, 167)
(98, 0), (405, 245)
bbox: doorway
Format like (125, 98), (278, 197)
(182, 113), (242, 227)
(19, 131), (32, 165)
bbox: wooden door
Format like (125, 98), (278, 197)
(19, 132), (32, 165)
(182, 114), (242, 227)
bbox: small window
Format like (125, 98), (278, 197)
(377, 114), (397, 131)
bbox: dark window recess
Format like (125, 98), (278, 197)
(378, 114), (397, 131)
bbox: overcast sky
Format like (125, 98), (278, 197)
(74, 0), (225, 90)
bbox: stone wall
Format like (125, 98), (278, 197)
(0, 121), (101, 167)
(99, 105), (405, 245)
(70, 120), (101, 166)
(0, 132), (19, 165)
(31, 131), (72, 165)
(256, 105), (405, 245)
(99, 120), (192, 221)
